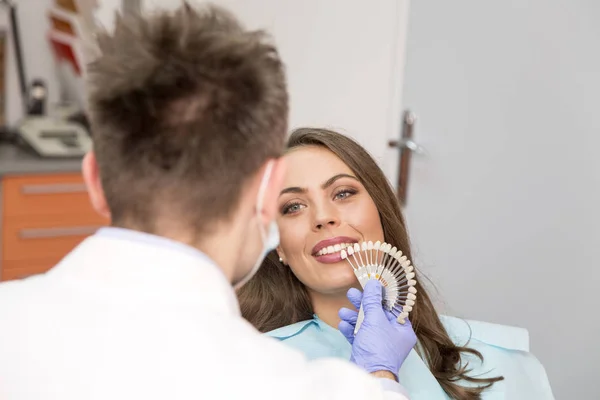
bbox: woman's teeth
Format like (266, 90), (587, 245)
(316, 243), (354, 256)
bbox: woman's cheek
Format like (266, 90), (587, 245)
(344, 201), (383, 240)
(343, 201), (372, 228)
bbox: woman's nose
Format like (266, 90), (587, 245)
(312, 206), (340, 231)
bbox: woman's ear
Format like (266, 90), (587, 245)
(276, 246), (287, 265)
(82, 151), (111, 220)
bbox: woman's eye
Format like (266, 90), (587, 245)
(334, 188), (357, 200)
(282, 202), (305, 215)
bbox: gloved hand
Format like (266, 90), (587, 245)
(338, 280), (417, 378)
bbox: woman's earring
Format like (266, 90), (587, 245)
(278, 257), (284, 263)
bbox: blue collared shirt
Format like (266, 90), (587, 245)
(95, 227), (220, 266)
(267, 315), (555, 399)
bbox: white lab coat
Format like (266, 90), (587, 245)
(0, 228), (409, 400)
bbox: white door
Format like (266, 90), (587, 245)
(400, 2), (600, 399)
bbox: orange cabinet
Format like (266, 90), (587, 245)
(1, 172), (108, 281)
(3, 174), (96, 218)
(0, 259), (63, 281)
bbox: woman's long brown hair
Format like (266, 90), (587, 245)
(237, 128), (503, 399)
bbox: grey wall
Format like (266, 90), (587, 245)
(402, 1), (600, 399)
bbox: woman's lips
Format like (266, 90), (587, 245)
(314, 252), (346, 264)
(312, 237), (358, 256)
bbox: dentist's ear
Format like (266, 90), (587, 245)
(82, 151), (111, 220)
(260, 157), (287, 224)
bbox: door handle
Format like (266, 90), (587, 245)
(388, 110), (425, 206)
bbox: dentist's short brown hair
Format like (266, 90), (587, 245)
(86, 2), (288, 233)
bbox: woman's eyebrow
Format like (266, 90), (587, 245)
(280, 173), (358, 196)
(321, 173), (358, 189)
(280, 186), (305, 195)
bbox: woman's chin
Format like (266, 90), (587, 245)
(297, 258), (360, 295)
(318, 270), (358, 294)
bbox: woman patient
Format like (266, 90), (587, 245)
(238, 128), (554, 399)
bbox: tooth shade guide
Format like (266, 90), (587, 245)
(340, 240), (417, 330)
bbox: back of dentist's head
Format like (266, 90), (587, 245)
(81, 2), (288, 281)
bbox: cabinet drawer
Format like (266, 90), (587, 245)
(2, 173), (96, 218)
(0, 259), (58, 281)
(2, 215), (105, 262)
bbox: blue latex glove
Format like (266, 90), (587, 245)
(338, 280), (417, 377)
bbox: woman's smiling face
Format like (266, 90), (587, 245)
(276, 145), (384, 294)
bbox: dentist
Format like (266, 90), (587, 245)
(0, 3), (414, 399)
